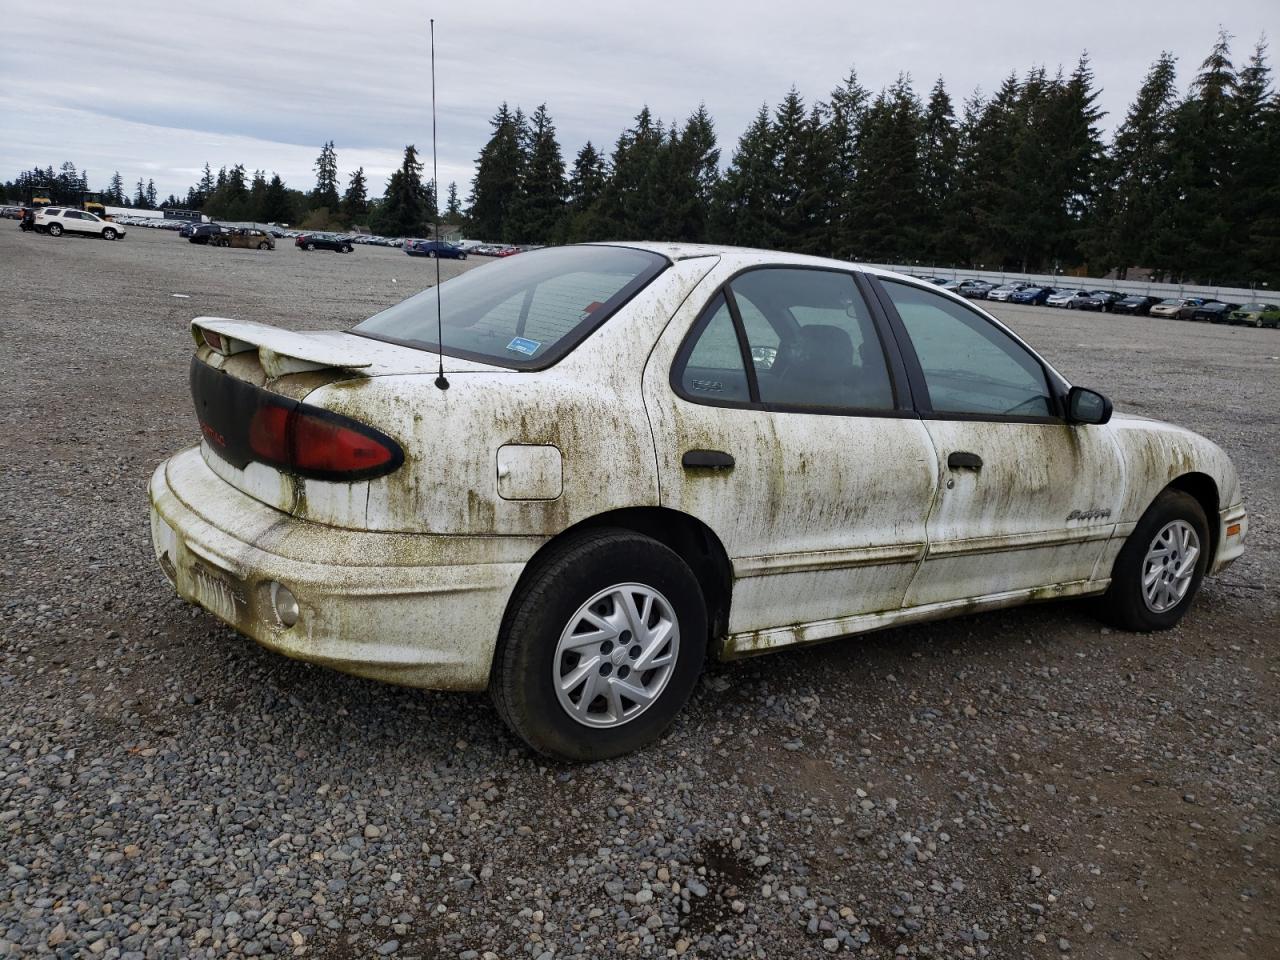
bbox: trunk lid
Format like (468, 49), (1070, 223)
(188, 317), (506, 526)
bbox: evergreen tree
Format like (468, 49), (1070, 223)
(197, 163), (216, 205)
(133, 178), (147, 208)
(341, 167), (369, 225)
(469, 103), (527, 240)
(772, 88), (811, 249)
(657, 105), (720, 242)
(827, 68), (871, 258)
(444, 181), (462, 221)
(600, 107), (665, 239)
(1104, 53), (1179, 275)
(312, 140), (340, 211)
(712, 104), (778, 246)
(564, 141), (609, 240)
(1159, 31), (1238, 280)
(374, 145), (430, 236)
(509, 104), (566, 242)
(1229, 39), (1276, 282)
(260, 173), (292, 223)
(107, 170), (126, 206)
(849, 75), (925, 262)
(145, 179), (158, 210)
(920, 78), (960, 262)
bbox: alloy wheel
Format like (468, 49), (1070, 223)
(1141, 520), (1200, 613)
(552, 583), (680, 728)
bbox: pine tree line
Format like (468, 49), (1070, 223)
(466, 32), (1279, 284)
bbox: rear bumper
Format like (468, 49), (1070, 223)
(1212, 503), (1247, 575)
(148, 447), (538, 690)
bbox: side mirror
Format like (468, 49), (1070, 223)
(1067, 386), (1112, 425)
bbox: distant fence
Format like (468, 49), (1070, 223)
(865, 263), (1280, 307)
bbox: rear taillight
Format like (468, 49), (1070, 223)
(246, 400), (401, 481)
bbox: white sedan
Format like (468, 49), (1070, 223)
(149, 244), (1247, 760)
(36, 207), (126, 240)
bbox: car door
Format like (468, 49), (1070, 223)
(642, 262), (939, 653)
(61, 210), (88, 234)
(869, 277), (1124, 607)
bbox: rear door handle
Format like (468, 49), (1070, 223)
(682, 449), (735, 470)
(947, 451), (983, 470)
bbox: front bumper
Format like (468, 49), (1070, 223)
(149, 447), (538, 690)
(1212, 503), (1248, 575)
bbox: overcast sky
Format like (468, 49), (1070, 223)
(3, 1), (1276, 203)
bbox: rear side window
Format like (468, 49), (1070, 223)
(882, 280), (1053, 418)
(677, 294), (750, 402)
(354, 245), (667, 369)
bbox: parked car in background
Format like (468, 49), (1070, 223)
(1046, 288), (1091, 308)
(943, 279), (992, 299)
(1111, 295), (1159, 316)
(35, 207), (125, 240)
(959, 280), (994, 299)
(217, 228), (275, 250)
(295, 233), (355, 253)
(496, 246), (522, 258)
(187, 223), (228, 245)
(1010, 286), (1055, 306)
(1149, 298), (1204, 319)
(405, 239), (468, 259)
(1077, 290), (1123, 312)
(1176, 298), (1208, 320)
(1192, 301), (1239, 323)
(151, 243), (1246, 760)
(1228, 302), (1280, 327)
(986, 283), (1030, 302)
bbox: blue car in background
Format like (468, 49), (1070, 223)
(1010, 286), (1056, 306)
(405, 239), (468, 259)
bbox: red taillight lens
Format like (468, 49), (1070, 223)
(249, 403), (292, 462)
(246, 401), (400, 480)
(292, 410), (396, 474)
(202, 330), (227, 353)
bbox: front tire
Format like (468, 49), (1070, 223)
(491, 529), (707, 761)
(1097, 489), (1210, 632)
(102, 227), (117, 241)
(342, 244), (353, 253)
(258, 241), (269, 250)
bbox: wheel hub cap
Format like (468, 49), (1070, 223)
(1141, 520), (1200, 614)
(553, 583), (679, 728)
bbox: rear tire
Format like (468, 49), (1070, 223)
(1096, 489), (1210, 632)
(491, 528), (707, 761)
(304, 242), (315, 251)
(48, 223), (63, 237)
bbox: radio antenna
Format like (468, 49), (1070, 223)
(430, 18), (449, 391)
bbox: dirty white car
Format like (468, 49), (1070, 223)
(149, 244), (1247, 760)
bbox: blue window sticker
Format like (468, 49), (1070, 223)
(506, 336), (542, 357)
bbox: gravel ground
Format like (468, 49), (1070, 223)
(1, 226), (1276, 959)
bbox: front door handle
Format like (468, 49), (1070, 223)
(682, 449), (735, 470)
(947, 451), (983, 470)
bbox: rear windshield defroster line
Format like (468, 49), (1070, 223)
(350, 245), (670, 371)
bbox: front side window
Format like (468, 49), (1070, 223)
(882, 280), (1054, 418)
(730, 268), (894, 411)
(354, 245), (667, 368)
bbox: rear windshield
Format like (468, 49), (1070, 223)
(354, 245), (668, 369)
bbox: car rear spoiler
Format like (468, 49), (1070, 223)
(190, 317), (374, 378)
